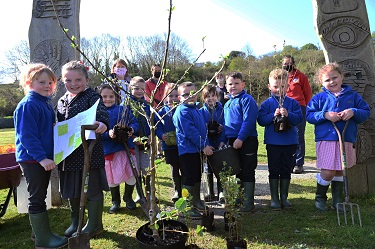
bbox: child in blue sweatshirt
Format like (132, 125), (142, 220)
(100, 85), (139, 213)
(224, 72), (258, 213)
(155, 83), (182, 202)
(173, 82), (214, 217)
(199, 84), (226, 203)
(258, 68), (303, 210)
(307, 63), (370, 212)
(14, 63), (68, 248)
(127, 76), (152, 203)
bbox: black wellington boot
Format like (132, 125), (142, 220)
(331, 181), (344, 212)
(109, 186), (121, 214)
(123, 183), (136, 210)
(315, 183), (330, 211)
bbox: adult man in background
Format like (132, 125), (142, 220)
(282, 55), (312, 174)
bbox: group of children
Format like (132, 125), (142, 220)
(14, 59), (370, 248)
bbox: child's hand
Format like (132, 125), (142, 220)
(280, 108), (288, 117)
(162, 134), (167, 141)
(324, 112), (341, 122)
(109, 129), (115, 138)
(218, 124), (223, 133)
(94, 121), (107, 134)
(338, 109), (354, 121)
(39, 158), (56, 171)
(233, 138), (243, 149)
(218, 142), (225, 148)
(203, 145), (214, 156)
(274, 108), (281, 116)
(127, 127), (134, 137)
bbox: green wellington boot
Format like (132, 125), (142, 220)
(280, 179), (292, 208)
(269, 179), (281, 210)
(183, 185), (202, 219)
(64, 198), (80, 237)
(240, 182), (255, 213)
(29, 211), (68, 249)
(80, 199), (104, 238)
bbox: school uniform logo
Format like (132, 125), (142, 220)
(293, 78), (299, 83)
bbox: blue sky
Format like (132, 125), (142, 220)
(0, 0), (374, 77)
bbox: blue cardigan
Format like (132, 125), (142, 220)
(257, 95), (303, 145)
(155, 104), (178, 151)
(102, 104), (139, 155)
(14, 91), (55, 163)
(224, 90), (258, 140)
(306, 85), (370, 143)
(173, 102), (209, 155)
(199, 102), (227, 148)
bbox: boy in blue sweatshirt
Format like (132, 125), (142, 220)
(258, 69), (303, 210)
(224, 72), (258, 212)
(173, 82), (213, 217)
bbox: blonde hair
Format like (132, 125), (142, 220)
(318, 62), (343, 84)
(130, 76), (145, 85)
(177, 81), (195, 94)
(19, 63), (57, 94)
(269, 68), (288, 80)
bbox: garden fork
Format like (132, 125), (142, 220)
(332, 121), (362, 228)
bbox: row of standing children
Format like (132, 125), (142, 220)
(14, 60), (370, 248)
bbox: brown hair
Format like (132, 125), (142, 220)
(62, 60), (89, 79)
(201, 84), (218, 100)
(98, 84), (115, 94)
(130, 76), (146, 86)
(163, 83), (178, 99)
(318, 62), (343, 84)
(226, 72), (243, 81)
(112, 59), (129, 76)
(19, 63), (57, 94)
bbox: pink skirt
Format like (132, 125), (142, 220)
(105, 150), (137, 186)
(316, 141), (356, 170)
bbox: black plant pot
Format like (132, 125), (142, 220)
(136, 219), (188, 249)
(185, 243), (202, 249)
(201, 208), (215, 232)
(226, 237), (247, 249)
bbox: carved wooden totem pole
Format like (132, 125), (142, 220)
(29, 0), (81, 204)
(313, 0), (375, 196)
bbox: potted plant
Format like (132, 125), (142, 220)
(219, 166), (247, 249)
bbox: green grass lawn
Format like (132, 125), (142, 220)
(2, 126), (375, 248)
